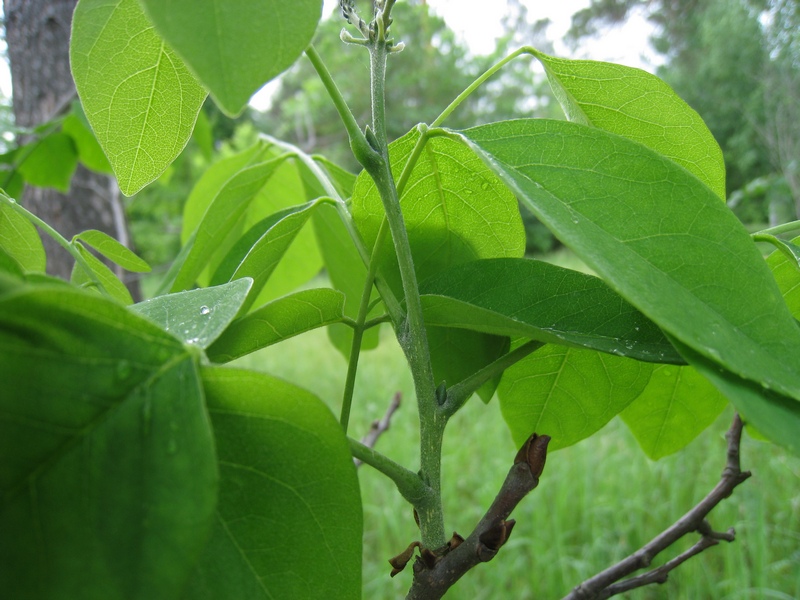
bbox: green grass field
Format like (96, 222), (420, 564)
(236, 320), (800, 599)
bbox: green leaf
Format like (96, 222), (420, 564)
(140, 0), (323, 116)
(534, 51), (726, 199)
(621, 365), (728, 459)
(0, 169), (25, 200)
(352, 129), (525, 295)
(313, 155), (357, 198)
(185, 366), (362, 600)
(131, 278), (253, 349)
(211, 200), (327, 314)
(312, 203), (381, 358)
(768, 235), (800, 317)
(181, 142), (271, 245)
(353, 128), (525, 387)
(172, 155), (290, 292)
(192, 108), (214, 161)
(62, 111), (113, 174)
(429, 327), (509, 403)
(75, 229), (151, 273)
(0, 283), (218, 599)
(460, 120), (800, 402)
(756, 233), (800, 271)
(71, 242), (134, 304)
(17, 132), (78, 192)
(207, 287), (345, 363)
(71, 0), (208, 195)
(420, 258), (683, 364)
(0, 201), (46, 272)
(673, 338), (800, 456)
(498, 343), (651, 451)
(0, 247), (24, 278)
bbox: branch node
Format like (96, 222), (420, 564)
(514, 433), (551, 480)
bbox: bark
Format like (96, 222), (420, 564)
(4, 0), (140, 298)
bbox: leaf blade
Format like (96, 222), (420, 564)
(141, 0), (323, 116)
(70, 0), (207, 195)
(185, 366), (362, 600)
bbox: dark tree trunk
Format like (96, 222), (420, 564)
(4, 0), (140, 299)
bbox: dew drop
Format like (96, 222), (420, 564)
(199, 305), (211, 315)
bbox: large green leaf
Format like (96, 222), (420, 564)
(533, 51), (725, 199)
(0, 200), (46, 272)
(621, 365), (728, 459)
(352, 129), (525, 295)
(185, 367), (361, 600)
(140, 0), (323, 116)
(498, 343), (651, 451)
(71, 0), (207, 195)
(207, 288), (345, 363)
(352, 129), (525, 389)
(673, 338), (800, 456)
(419, 258), (683, 364)
(459, 120), (800, 403)
(131, 278), (253, 349)
(0, 282), (218, 599)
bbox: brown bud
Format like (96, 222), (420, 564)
(448, 532), (465, 551)
(514, 433), (551, 479)
(388, 541), (420, 577)
(477, 519), (516, 562)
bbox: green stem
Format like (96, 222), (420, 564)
(431, 47), (534, 128)
(365, 39), (445, 549)
(348, 438), (432, 506)
(363, 313), (391, 330)
(0, 193), (109, 297)
(442, 340), (544, 418)
(752, 220), (800, 238)
(305, 45), (380, 170)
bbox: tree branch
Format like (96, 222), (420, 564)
(563, 413), (751, 600)
(354, 392), (402, 467)
(400, 433), (551, 600)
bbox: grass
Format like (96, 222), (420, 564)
(235, 320), (800, 600)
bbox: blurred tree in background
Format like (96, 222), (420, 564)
(568, 0), (800, 226)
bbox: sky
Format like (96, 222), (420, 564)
(248, 0), (660, 110)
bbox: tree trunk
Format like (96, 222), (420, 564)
(4, 0), (140, 299)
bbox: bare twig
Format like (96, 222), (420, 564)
(401, 433), (551, 600)
(354, 392), (402, 467)
(564, 413), (751, 600)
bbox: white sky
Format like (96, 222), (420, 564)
(249, 0), (659, 110)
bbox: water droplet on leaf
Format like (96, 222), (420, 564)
(199, 305), (211, 315)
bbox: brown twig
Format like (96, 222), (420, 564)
(563, 413), (751, 600)
(402, 433), (551, 600)
(354, 392), (402, 467)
